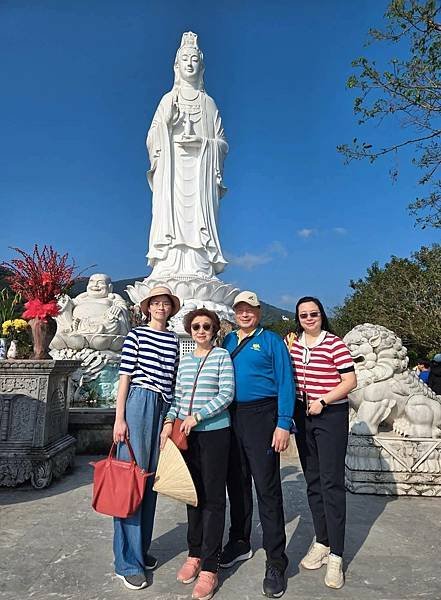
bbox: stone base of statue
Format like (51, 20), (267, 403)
(50, 348), (120, 407)
(345, 432), (441, 496)
(127, 274), (239, 334)
(0, 359), (80, 488)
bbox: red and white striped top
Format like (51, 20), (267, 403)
(285, 331), (354, 404)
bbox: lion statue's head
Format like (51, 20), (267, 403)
(343, 323), (408, 389)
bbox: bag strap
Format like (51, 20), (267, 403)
(230, 328), (262, 360)
(188, 347), (213, 415)
(109, 437), (137, 464)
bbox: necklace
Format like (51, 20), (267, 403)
(179, 88), (200, 102)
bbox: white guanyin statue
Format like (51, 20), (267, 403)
(51, 273), (130, 352)
(146, 31), (228, 279)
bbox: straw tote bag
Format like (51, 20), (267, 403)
(90, 439), (153, 518)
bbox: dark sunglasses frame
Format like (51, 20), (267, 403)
(191, 322), (212, 331)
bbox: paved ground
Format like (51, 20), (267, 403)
(1, 455), (440, 600)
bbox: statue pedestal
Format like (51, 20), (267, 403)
(0, 360), (81, 488)
(345, 433), (441, 496)
(127, 274), (239, 333)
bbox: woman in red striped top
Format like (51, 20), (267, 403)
(285, 296), (356, 590)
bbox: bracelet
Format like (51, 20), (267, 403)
(163, 418), (174, 425)
(319, 398), (327, 408)
(194, 413), (202, 423)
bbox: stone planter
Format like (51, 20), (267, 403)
(0, 359), (81, 488)
(68, 407), (115, 454)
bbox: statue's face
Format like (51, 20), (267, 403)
(178, 47), (201, 83)
(87, 275), (110, 298)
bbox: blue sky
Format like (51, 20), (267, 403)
(1, 0), (439, 312)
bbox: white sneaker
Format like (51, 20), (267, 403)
(324, 554), (344, 589)
(300, 542), (330, 570)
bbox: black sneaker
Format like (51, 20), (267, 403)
(116, 573), (148, 590)
(262, 564), (286, 598)
(219, 539), (253, 568)
(144, 553), (158, 570)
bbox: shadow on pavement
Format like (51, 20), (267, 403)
(0, 454), (95, 506)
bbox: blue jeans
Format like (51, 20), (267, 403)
(113, 387), (165, 576)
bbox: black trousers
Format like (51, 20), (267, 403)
(295, 401), (349, 557)
(184, 427), (231, 572)
(226, 398), (288, 571)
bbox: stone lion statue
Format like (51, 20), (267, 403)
(343, 323), (441, 438)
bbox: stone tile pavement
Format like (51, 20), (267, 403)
(1, 455), (440, 600)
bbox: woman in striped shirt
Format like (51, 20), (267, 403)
(285, 296), (356, 591)
(161, 308), (234, 600)
(113, 285), (180, 591)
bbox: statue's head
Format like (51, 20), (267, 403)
(174, 31), (205, 90)
(86, 273), (112, 298)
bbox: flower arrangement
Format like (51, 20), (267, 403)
(1, 245), (77, 321)
(0, 288), (22, 324)
(1, 245), (79, 359)
(2, 318), (29, 339)
(1, 318), (32, 358)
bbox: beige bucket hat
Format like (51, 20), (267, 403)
(139, 285), (181, 317)
(232, 290), (260, 309)
(153, 438), (198, 507)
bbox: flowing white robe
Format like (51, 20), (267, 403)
(146, 90), (228, 277)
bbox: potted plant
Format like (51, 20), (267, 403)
(0, 288), (22, 359)
(1, 318), (31, 358)
(1, 245), (77, 359)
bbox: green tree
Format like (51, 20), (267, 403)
(332, 244), (441, 357)
(338, 0), (441, 228)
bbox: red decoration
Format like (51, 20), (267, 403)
(1, 245), (77, 309)
(23, 299), (60, 321)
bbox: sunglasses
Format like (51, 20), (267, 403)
(299, 311), (320, 319)
(191, 323), (212, 331)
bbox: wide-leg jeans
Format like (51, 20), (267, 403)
(113, 386), (165, 576)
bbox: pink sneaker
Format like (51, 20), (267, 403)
(192, 571), (218, 600)
(177, 557), (201, 584)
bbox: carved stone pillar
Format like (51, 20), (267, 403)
(0, 360), (81, 488)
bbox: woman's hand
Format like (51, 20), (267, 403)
(113, 418), (128, 444)
(180, 415), (198, 436)
(307, 399), (324, 416)
(160, 422), (173, 450)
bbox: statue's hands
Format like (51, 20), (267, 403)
(107, 305), (122, 318)
(176, 135), (203, 147)
(165, 91), (179, 125)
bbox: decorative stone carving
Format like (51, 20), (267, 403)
(344, 323), (441, 438)
(129, 32), (239, 327)
(0, 360), (80, 488)
(51, 274), (130, 352)
(345, 433), (441, 496)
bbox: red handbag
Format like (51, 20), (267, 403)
(170, 348), (213, 451)
(90, 439), (153, 518)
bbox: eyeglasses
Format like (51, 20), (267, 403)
(299, 311), (320, 320)
(150, 301), (172, 308)
(191, 323), (212, 331)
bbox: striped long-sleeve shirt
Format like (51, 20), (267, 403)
(119, 326), (179, 402)
(166, 347), (235, 431)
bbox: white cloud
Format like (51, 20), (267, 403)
(333, 227), (348, 235)
(280, 294), (297, 306)
(297, 228), (317, 238)
(228, 241), (288, 271)
(228, 252), (272, 270)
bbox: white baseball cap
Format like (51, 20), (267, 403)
(232, 290), (260, 309)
